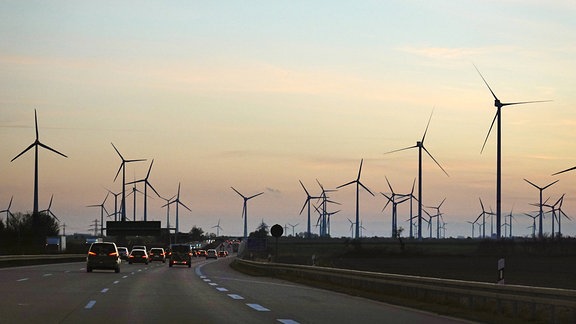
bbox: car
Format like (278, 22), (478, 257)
(86, 242), (121, 273)
(196, 249), (207, 257)
(117, 246), (129, 261)
(149, 248), (166, 263)
(217, 250), (227, 258)
(206, 249), (218, 259)
(129, 249), (149, 264)
(131, 245), (147, 253)
(169, 244), (192, 268)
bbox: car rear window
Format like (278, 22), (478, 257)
(171, 245), (190, 253)
(90, 243), (115, 254)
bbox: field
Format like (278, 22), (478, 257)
(260, 237), (576, 290)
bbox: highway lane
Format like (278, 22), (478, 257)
(0, 257), (474, 323)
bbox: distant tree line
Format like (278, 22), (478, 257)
(0, 212), (60, 254)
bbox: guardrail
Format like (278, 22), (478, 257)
(233, 259), (576, 323)
(0, 254), (85, 268)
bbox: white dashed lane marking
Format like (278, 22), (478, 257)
(84, 300), (96, 309)
(228, 294), (245, 300)
(216, 287), (228, 292)
(43, 274), (52, 277)
(17, 278), (29, 282)
(247, 304), (270, 312)
(278, 320), (300, 324)
(101, 288), (109, 293)
(113, 280), (120, 284)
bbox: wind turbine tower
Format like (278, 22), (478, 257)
(11, 110), (67, 216)
(385, 111), (449, 240)
(475, 65), (550, 239)
(524, 178), (558, 239)
(111, 143), (145, 222)
(337, 159), (374, 239)
(231, 187), (263, 239)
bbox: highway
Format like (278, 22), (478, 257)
(0, 256), (473, 323)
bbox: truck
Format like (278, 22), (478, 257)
(46, 236), (67, 253)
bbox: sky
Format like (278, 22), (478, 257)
(1, 0), (576, 239)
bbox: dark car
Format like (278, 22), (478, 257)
(149, 248), (166, 263)
(217, 250), (227, 258)
(117, 246), (129, 261)
(129, 249), (149, 264)
(86, 242), (121, 273)
(169, 244), (192, 268)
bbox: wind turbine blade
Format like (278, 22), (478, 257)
(125, 158), (146, 163)
(501, 100), (552, 107)
(384, 145), (418, 155)
(356, 159), (364, 181)
(111, 142), (124, 160)
(481, 112), (498, 154)
(299, 199), (309, 215)
(552, 165), (576, 176)
(474, 64), (499, 101)
(178, 200), (192, 212)
(543, 179), (560, 190)
(299, 180), (310, 196)
(248, 192), (264, 200)
(34, 109), (39, 140)
(385, 176), (393, 193)
(38, 142), (67, 158)
(410, 178), (416, 195)
(231, 187), (246, 199)
(146, 159), (154, 179)
(359, 181), (375, 196)
(421, 109), (434, 143)
(422, 146), (449, 177)
(11, 143), (35, 162)
(147, 182), (162, 198)
(479, 197), (485, 212)
(113, 163), (123, 182)
(336, 180), (355, 189)
(438, 197), (446, 208)
(523, 178), (539, 189)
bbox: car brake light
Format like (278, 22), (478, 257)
(142, 255), (147, 258)
(129, 255), (134, 258)
(88, 251), (97, 256)
(109, 252), (118, 257)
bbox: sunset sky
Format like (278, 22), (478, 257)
(1, 1), (575, 238)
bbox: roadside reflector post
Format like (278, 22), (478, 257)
(497, 258), (505, 284)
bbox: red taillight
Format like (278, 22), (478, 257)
(129, 255), (134, 258)
(109, 252), (118, 257)
(88, 251), (97, 256)
(142, 255), (147, 258)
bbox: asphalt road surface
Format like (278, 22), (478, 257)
(0, 256), (474, 323)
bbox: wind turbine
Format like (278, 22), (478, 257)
(381, 177), (410, 238)
(478, 198), (494, 238)
(11, 109), (67, 216)
(337, 159), (374, 239)
(288, 223), (299, 236)
(126, 183), (148, 221)
(315, 179), (339, 237)
(212, 219), (223, 237)
(524, 213), (538, 238)
(385, 110), (449, 240)
(426, 198), (446, 239)
(1, 196), (15, 225)
(40, 194), (59, 222)
(298, 180), (321, 239)
(126, 159), (161, 221)
(347, 218), (356, 238)
(87, 192), (109, 237)
(164, 183), (191, 243)
(475, 65), (551, 239)
(231, 187), (263, 239)
(160, 193), (176, 232)
(111, 142), (146, 222)
(524, 178), (558, 239)
(466, 220), (476, 238)
(105, 189), (121, 221)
